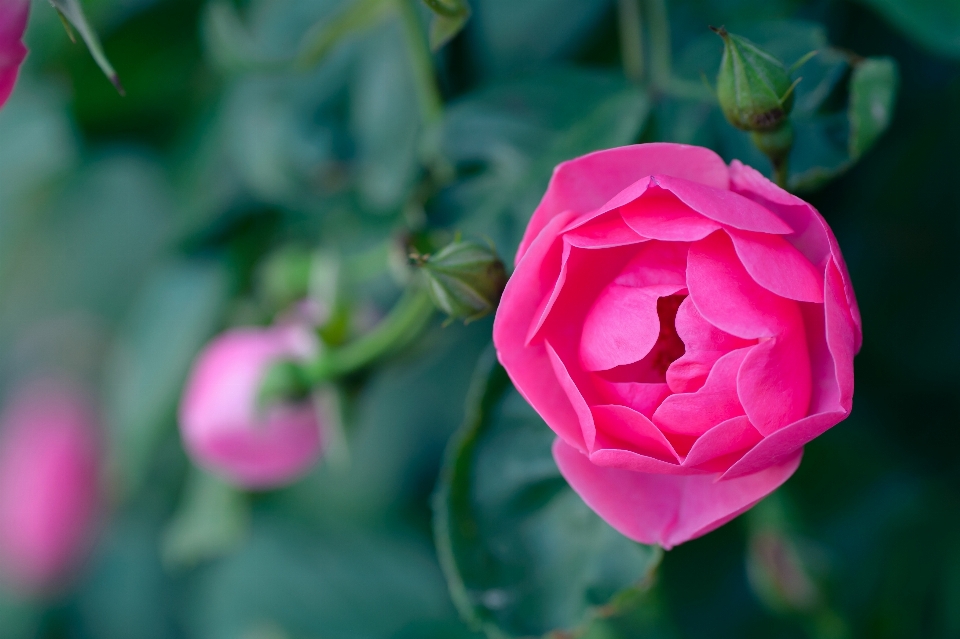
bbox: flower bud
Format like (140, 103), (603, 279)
(0, 380), (101, 596)
(417, 239), (507, 323)
(714, 27), (796, 132)
(179, 326), (325, 490)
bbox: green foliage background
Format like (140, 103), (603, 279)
(0, 0), (958, 637)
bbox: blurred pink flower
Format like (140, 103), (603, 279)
(0, 0), (29, 109)
(0, 380), (101, 595)
(179, 326), (325, 489)
(494, 143), (860, 549)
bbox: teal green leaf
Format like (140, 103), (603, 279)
(848, 56), (899, 159)
(438, 70), (650, 256)
(856, 0), (960, 59)
(191, 521), (459, 639)
(161, 469), (251, 569)
(104, 260), (229, 496)
(296, 0), (395, 69)
(49, 0), (124, 93)
(433, 348), (662, 638)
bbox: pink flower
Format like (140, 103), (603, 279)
(179, 326), (326, 489)
(0, 380), (101, 595)
(0, 0), (29, 109)
(493, 143), (860, 549)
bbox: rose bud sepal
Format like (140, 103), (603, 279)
(713, 26), (799, 132)
(415, 238), (508, 324)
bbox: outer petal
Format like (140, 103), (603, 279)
(682, 415), (763, 472)
(727, 228), (824, 303)
(652, 175), (793, 234)
(722, 259), (856, 479)
(620, 186), (721, 241)
(554, 438), (802, 549)
(517, 144), (729, 263)
(494, 211), (588, 452)
(729, 160), (861, 351)
(590, 404), (679, 462)
(0, 0), (29, 109)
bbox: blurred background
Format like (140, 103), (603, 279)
(0, 0), (958, 637)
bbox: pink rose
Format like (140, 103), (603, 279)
(0, 380), (101, 595)
(179, 326), (326, 489)
(493, 143), (860, 549)
(0, 0), (29, 109)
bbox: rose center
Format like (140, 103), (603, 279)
(596, 293), (687, 384)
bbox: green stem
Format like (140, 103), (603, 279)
(617, 0), (644, 84)
(307, 283), (435, 383)
(773, 160), (789, 189)
(643, 0), (671, 94)
(398, 0), (444, 124)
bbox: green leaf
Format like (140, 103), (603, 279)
(422, 0), (471, 50)
(855, 0), (960, 59)
(104, 260), (229, 495)
(49, 0), (124, 94)
(191, 520), (460, 639)
(161, 469), (251, 569)
(296, 0), (396, 69)
(438, 70), (650, 257)
(434, 348), (662, 638)
(430, 10), (470, 51)
(848, 56), (899, 159)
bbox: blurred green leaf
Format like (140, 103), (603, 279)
(296, 0), (395, 68)
(75, 516), (181, 639)
(0, 597), (41, 639)
(468, 0), (611, 76)
(855, 0), (960, 59)
(191, 520), (461, 639)
(352, 19), (422, 212)
(421, 0), (470, 50)
(848, 56), (899, 159)
(104, 259), (229, 495)
(434, 349), (662, 638)
(162, 469), (251, 569)
(437, 70), (650, 257)
(49, 0), (124, 93)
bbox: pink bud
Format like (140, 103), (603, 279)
(0, 380), (101, 596)
(179, 326), (325, 489)
(0, 0), (29, 109)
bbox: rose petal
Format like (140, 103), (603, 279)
(614, 240), (689, 288)
(729, 160), (861, 350)
(666, 297), (754, 393)
(0, 0), (29, 109)
(517, 143), (729, 263)
(546, 341), (596, 451)
(737, 334), (812, 437)
(620, 186), (722, 241)
(564, 211), (648, 249)
(494, 211), (588, 453)
(653, 347), (750, 436)
(591, 404), (680, 462)
(727, 228), (824, 303)
(653, 175), (793, 234)
(682, 415), (763, 471)
(687, 231), (799, 339)
(591, 379), (671, 418)
(721, 260), (857, 479)
(554, 438), (802, 549)
(580, 283), (686, 371)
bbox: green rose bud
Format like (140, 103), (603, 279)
(416, 239), (508, 323)
(714, 26), (797, 132)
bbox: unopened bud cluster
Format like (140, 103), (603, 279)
(713, 26), (802, 183)
(416, 239), (507, 323)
